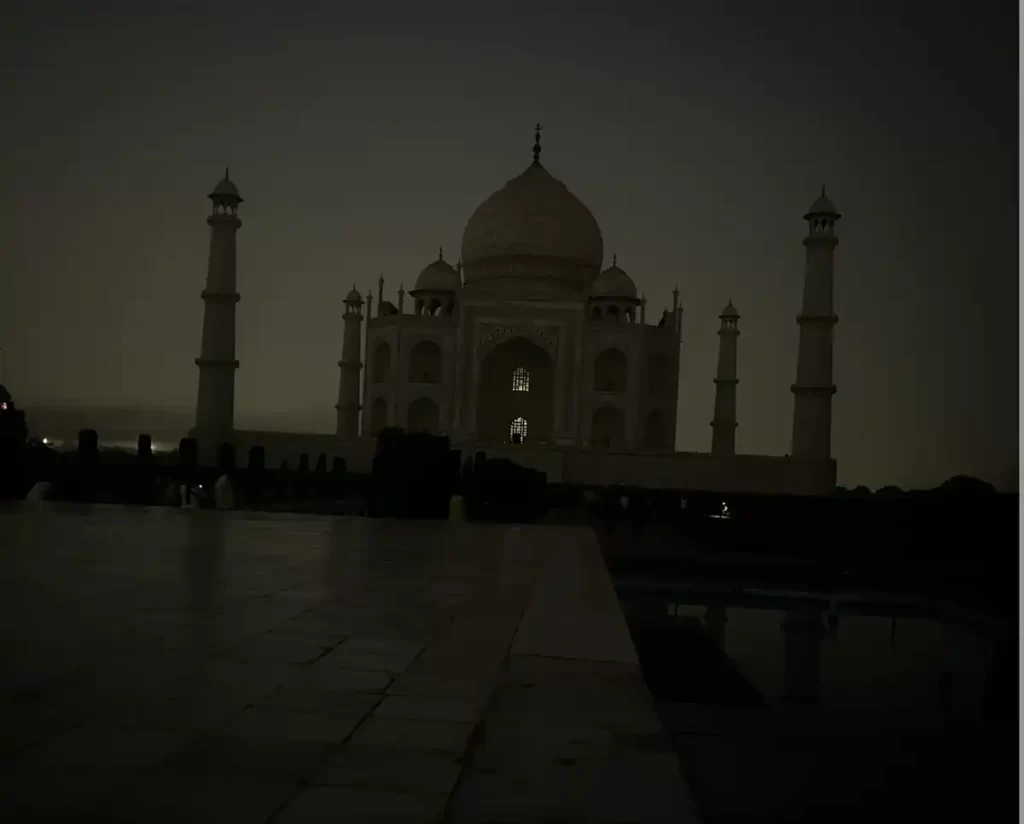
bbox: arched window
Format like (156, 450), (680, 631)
(511, 366), (530, 392)
(647, 354), (673, 397)
(644, 409), (666, 449)
(407, 397), (440, 433)
(591, 405), (625, 449)
(372, 342), (391, 384)
(509, 416), (528, 444)
(594, 348), (627, 393)
(370, 397), (388, 435)
(408, 340), (443, 383)
(607, 305), (620, 321)
(591, 306), (602, 320)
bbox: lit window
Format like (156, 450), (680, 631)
(509, 416), (528, 443)
(512, 367), (529, 392)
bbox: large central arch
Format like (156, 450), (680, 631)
(477, 336), (554, 444)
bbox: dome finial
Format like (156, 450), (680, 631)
(612, 252), (617, 267)
(533, 123), (542, 164)
(224, 166), (229, 181)
(821, 184), (826, 197)
(438, 246), (444, 261)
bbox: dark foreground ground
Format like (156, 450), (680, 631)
(0, 505), (698, 823)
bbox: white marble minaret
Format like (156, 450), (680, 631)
(791, 188), (840, 460)
(194, 170), (242, 439)
(335, 286), (364, 438)
(711, 300), (740, 456)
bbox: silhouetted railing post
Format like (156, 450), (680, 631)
(247, 445), (265, 505)
(178, 437), (198, 496)
(314, 452), (327, 497)
(71, 428), (100, 502)
(296, 452), (310, 499)
(134, 433), (155, 504)
(331, 457), (346, 497)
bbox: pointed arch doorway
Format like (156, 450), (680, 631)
(477, 337), (554, 444)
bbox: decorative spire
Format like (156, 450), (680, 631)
(438, 246), (444, 261)
(533, 123), (542, 164)
(224, 166), (230, 181)
(821, 184), (826, 197)
(612, 252), (617, 267)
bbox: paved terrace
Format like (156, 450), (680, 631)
(0, 505), (699, 823)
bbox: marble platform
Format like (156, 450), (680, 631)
(0, 504), (700, 823)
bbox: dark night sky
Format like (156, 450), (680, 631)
(1, 1), (1018, 490)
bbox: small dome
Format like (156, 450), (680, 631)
(591, 256), (637, 299)
(413, 250), (460, 293)
(720, 299), (739, 318)
(210, 168), (241, 201)
(461, 162), (603, 267)
(344, 286), (362, 304)
(805, 186), (837, 217)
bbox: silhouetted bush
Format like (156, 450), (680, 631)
(466, 453), (547, 523)
(369, 429), (455, 519)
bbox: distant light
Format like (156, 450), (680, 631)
(0, 402), (6, 411)
(42, 437), (49, 445)
(709, 501), (731, 520)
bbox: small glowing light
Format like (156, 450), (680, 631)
(1, 402), (6, 410)
(42, 437), (49, 445)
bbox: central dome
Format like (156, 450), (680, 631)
(461, 162), (604, 268)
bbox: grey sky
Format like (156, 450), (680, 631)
(2, 0), (1017, 490)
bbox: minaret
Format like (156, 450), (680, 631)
(194, 169), (242, 440)
(791, 187), (840, 459)
(711, 300), (740, 456)
(335, 286), (364, 438)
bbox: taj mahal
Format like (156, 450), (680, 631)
(191, 127), (841, 495)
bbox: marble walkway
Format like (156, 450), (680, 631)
(0, 504), (700, 823)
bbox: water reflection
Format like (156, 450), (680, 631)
(703, 605), (728, 652)
(781, 610), (825, 705)
(621, 587), (1006, 727)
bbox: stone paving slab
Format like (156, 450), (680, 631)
(0, 505), (699, 822)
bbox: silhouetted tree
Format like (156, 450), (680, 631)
(936, 475), (997, 496)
